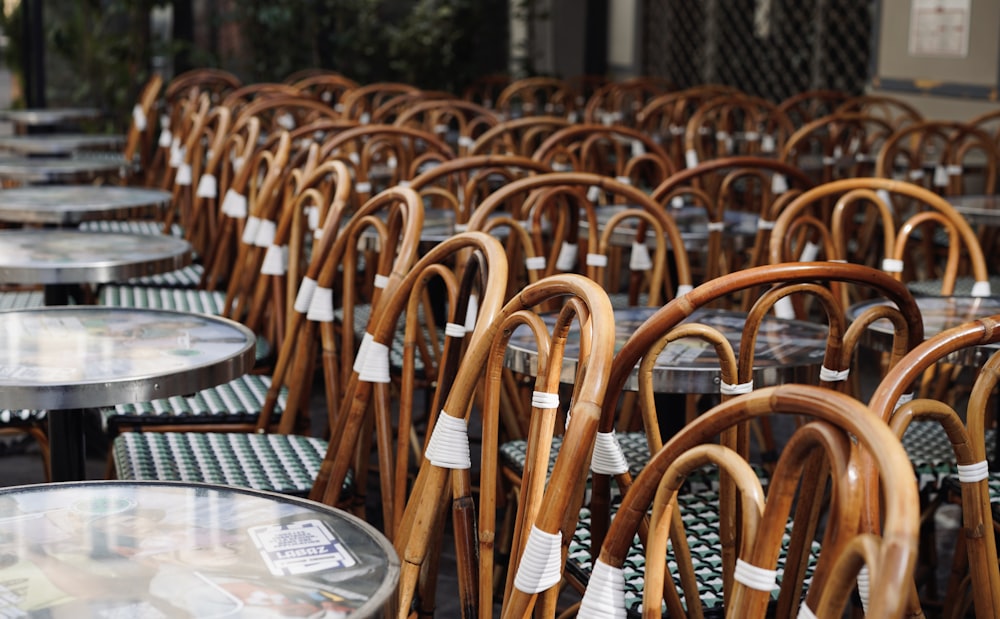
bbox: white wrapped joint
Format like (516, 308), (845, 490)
(629, 242), (652, 271)
(513, 526), (563, 594)
(720, 380), (753, 396)
(221, 189), (248, 219)
(857, 566), (870, 614)
(577, 560), (627, 619)
(586, 253), (608, 268)
(355, 181), (372, 193)
(132, 104), (147, 131)
(676, 284), (693, 296)
(444, 322), (466, 339)
(734, 558), (778, 592)
(424, 412), (471, 469)
(464, 294), (479, 332)
(933, 165), (949, 187)
(958, 460), (989, 483)
(798, 241), (820, 262)
(175, 163), (193, 186)
(819, 366), (850, 382)
(158, 128), (173, 149)
(591, 431), (628, 475)
(306, 286), (335, 322)
(306, 205), (320, 231)
(587, 186), (602, 203)
(253, 219), (277, 248)
(881, 258), (904, 273)
(525, 256), (547, 272)
(972, 280), (992, 297)
(685, 149), (699, 169)
(169, 138), (184, 168)
(373, 274), (390, 289)
(614, 175), (631, 185)
(357, 340), (391, 383)
(260, 245), (288, 275)
(556, 242), (578, 271)
(196, 173), (218, 198)
(293, 277), (318, 313)
(631, 140), (645, 157)
(773, 296), (796, 319)
(531, 391), (559, 410)
(771, 173), (788, 194)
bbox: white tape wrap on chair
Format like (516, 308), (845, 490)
(373, 274), (390, 289)
(720, 380), (753, 396)
(169, 138), (183, 167)
(306, 286), (334, 322)
(685, 149), (699, 169)
(734, 559), (778, 591)
(222, 189), (248, 218)
(671, 195), (685, 209)
(424, 413), (471, 469)
(514, 526), (563, 594)
(771, 173), (788, 194)
(556, 242), (578, 271)
(615, 175), (632, 186)
(586, 253), (608, 267)
(294, 277), (318, 313)
(464, 294), (479, 332)
(706, 221), (726, 232)
(531, 391), (559, 410)
(357, 339), (391, 383)
(158, 128), (172, 148)
(958, 460), (989, 483)
(799, 241), (820, 262)
(241, 216), (262, 245)
(525, 256), (547, 271)
(587, 186), (601, 202)
(881, 258), (904, 273)
(676, 284), (693, 296)
(132, 104), (147, 131)
(196, 173), (218, 198)
(972, 280), (992, 297)
(261, 245), (287, 275)
(592, 431), (629, 475)
(857, 566), (870, 614)
(445, 322), (465, 339)
(254, 219), (277, 248)
(933, 165), (949, 187)
(458, 135), (475, 148)
(773, 296), (796, 319)
(306, 206), (320, 231)
(175, 163), (193, 186)
(353, 332), (375, 374)
(355, 181), (372, 193)
(630, 242), (652, 271)
(893, 392), (914, 411)
(819, 366), (850, 382)
(577, 560), (627, 618)
(757, 218), (775, 231)
(876, 189), (893, 210)
(797, 603), (818, 619)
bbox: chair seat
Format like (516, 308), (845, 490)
(79, 220), (184, 237)
(500, 431), (650, 482)
(902, 420), (997, 491)
(907, 275), (1000, 297)
(113, 431), (328, 496)
(0, 290), (45, 310)
(568, 490), (820, 615)
(0, 409), (47, 426)
(100, 374), (287, 434)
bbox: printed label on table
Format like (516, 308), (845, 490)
(248, 519), (357, 576)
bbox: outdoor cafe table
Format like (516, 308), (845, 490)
(0, 480), (399, 617)
(0, 155), (129, 184)
(0, 107), (103, 133)
(0, 185), (171, 226)
(0, 307), (256, 482)
(848, 295), (1000, 367)
(504, 306), (830, 394)
(0, 133), (125, 156)
(0, 229), (190, 305)
(948, 194), (1000, 227)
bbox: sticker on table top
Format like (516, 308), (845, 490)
(248, 519), (357, 576)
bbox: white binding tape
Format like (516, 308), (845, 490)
(857, 566), (870, 614)
(260, 245), (287, 275)
(881, 258), (904, 273)
(685, 149), (699, 169)
(948, 164), (964, 176)
(221, 189), (248, 219)
(425, 412), (471, 469)
(445, 322), (466, 338)
(306, 205), (320, 230)
(671, 196), (685, 209)
(799, 241), (820, 262)
(774, 296), (796, 319)
(615, 175), (632, 185)
(306, 286), (334, 322)
(254, 219), (277, 248)
(373, 274), (390, 289)
(132, 104), (147, 131)
(762, 134), (776, 152)
(454, 223), (469, 233)
(577, 560), (627, 618)
(531, 391), (559, 409)
(241, 216), (262, 245)
(294, 277), (318, 313)
(933, 165), (948, 187)
(586, 253), (608, 267)
(707, 221), (726, 232)
(629, 242), (652, 271)
(458, 135), (475, 147)
(631, 140), (645, 156)
(353, 332), (375, 374)
(357, 340), (391, 383)
(587, 186), (601, 202)
(465, 294), (479, 332)
(556, 242), (578, 271)
(175, 163), (192, 186)
(734, 558), (778, 592)
(592, 431), (629, 475)
(972, 281), (992, 297)
(525, 256), (547, 271)
(819, 366), (850, 382)
(720, 380), (753, 395)
(677, 284), (693, 296)
(513, 526), (563, 594)
(797, 603), (818, 619)
(355, 181), (372, 193)
(771, 173), (788, 195)
(158, 128), (172, 148)
(957, 460), (989, 483)
(757, 218), (775, 230)
(196, 173), (218, 198)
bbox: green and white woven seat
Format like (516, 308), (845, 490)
(0, 409), (47, 427)
(100, 374), (287, 435)
(906, 275), (1000, 298)
(0, 290), (44, 310)
(340, 302), (445, 374)
(568, 490), (820, 616)
(79, 220), (184, 237)
(112, 431), (336, 497)
(902, 420), (997, 491)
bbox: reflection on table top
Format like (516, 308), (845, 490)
(0, 229), (190, 284)
(0, 133), (125, 155)
(0, 107), (102, 126)
(0, 185), (171, 225)
(0, 306), (255, 410)
(947, 194), (1000, 226)
(0, 481), (398, 617)
(0, 155), (128, 183)
(848, 295), (1000, 366)
(505, 306), (829, 393)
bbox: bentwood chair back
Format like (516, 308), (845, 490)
(390, 274), (616, 618)
(774, 88), (850, 128)
(866, 315), (1000, 619)
(683, 94), (794, 169)
(338, 82), (421, 124)
(577, 385), (920, 619)
(834, 94), (924, 130)
(469, 115), (572, 157)
(494, 76), (576, 119)
(289, 72), (359, 110)
(393, 99), (500, 156)
(531, 124), (675, 187)
(779, 112), (895, 186)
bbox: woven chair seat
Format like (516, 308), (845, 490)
(113, 431), (334, 497)
(100, 374), (287, 434)
(568, 489), (820, 616)
(0, 409), (47, 426)
(340, 303), (444, 374)
(907, 275), (1000, 298)
(902, 420), (997, 491)
(0, 290), (45, 310)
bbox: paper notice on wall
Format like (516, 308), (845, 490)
(908, 0), (971, 58)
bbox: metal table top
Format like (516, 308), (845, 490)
(948, 194), (1000, 226)
(0, 107), (103, 127)
(504, 306), (830, 393)
(0, 480), (398, 617)
(0, 185), (171, 225)
(0, 229), (190, 285)
(0, 154), (130, 184)
(0, 133), (125, 155)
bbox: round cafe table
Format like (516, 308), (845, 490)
(0, 229), (190, 305)
(0, 185), (171, 226)
(0, 480), (399, 617)
(505, 306), (830, 394)
(0, 133), (124, 156)
(0, 307), (256, 482)
(947, 194), (1000, 226)
(0, 107), (102, 129)
(0, 154), (130, 184)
